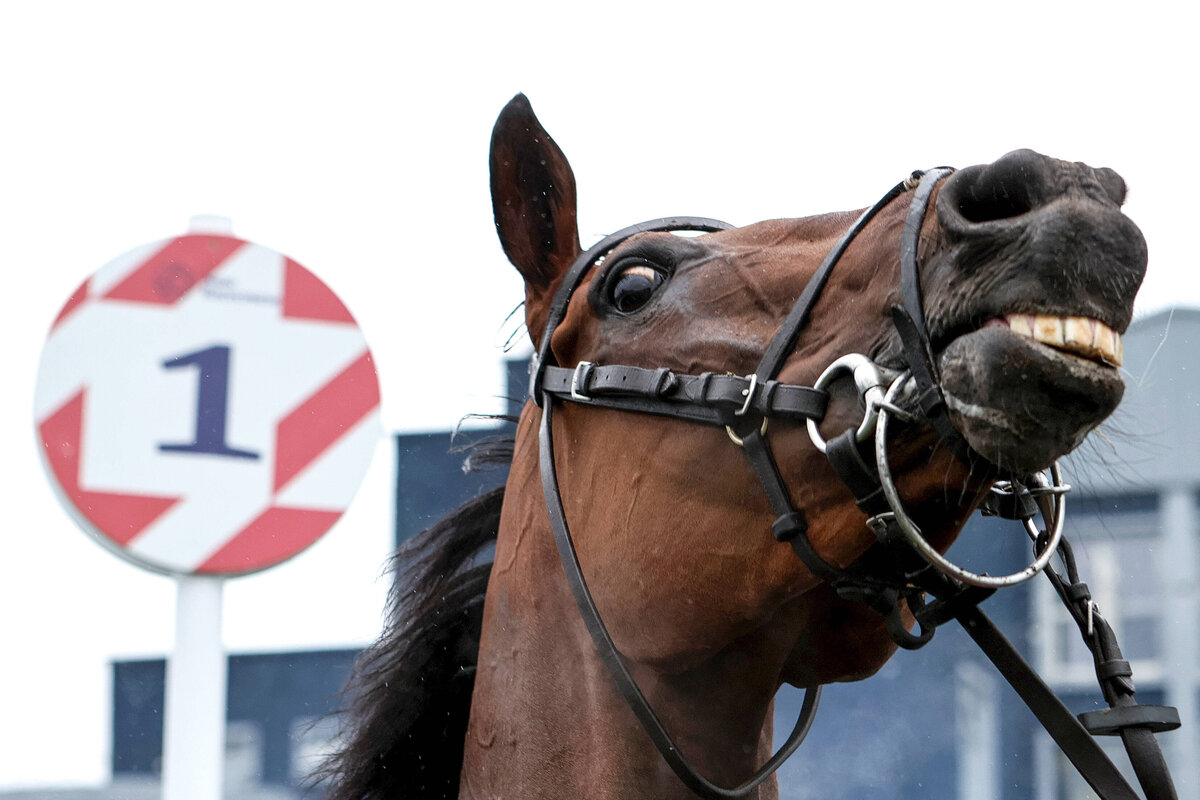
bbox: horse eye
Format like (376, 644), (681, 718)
(609, 265), (665, 314)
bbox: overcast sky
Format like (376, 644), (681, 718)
(2, 0), (1196, 790)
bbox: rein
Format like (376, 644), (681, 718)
(530, 172), (1180, 799)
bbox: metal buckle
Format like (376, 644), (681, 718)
(866, 512), (895, 539)
(735, 374), (758, 417)
(570, 361), (595, 401)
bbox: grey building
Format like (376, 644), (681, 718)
(90, 310), (1195, 799)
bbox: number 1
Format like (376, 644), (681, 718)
(159, 345), (260, 460)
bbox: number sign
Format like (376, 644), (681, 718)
(34, 232), (381, 576)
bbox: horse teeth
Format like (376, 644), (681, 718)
(1003, 314), (1123, 367)
(1094, 324), (1117, 365)
(1007, 313), (1035, 338)
(1034, 315), (1065, 346)
(1064, 317), (1093, 350)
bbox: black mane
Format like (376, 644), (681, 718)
(319, 477), (505, 799)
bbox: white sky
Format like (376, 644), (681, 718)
(1, 0), (1196, 790)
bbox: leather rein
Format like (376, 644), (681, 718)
(528, 170), (1180, 800)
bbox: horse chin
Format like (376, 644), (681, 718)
(936, 325), (1124, 473)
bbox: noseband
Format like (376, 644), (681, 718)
(529, 171), (1179, 800)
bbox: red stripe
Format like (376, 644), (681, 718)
(38, 390), (179, 546)
(103, 235), (245, 305)
(52, 278), (91, 330)
(273, 350), (380, 492)
(195, 506), (342, 574)
(282, 258), (356, 322)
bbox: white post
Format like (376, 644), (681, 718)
(162, 576), (227, 800)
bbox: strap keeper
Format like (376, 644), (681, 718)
(916, 383), (946, 416)
(1079, 705), (1181, 736)
(1097, 659), (1133, 681)
(915, 585), (996, 629)
(772, 511), (808, 542)
(652, 367), (678, 397)
(1065, 582), (1092, 603)
(761, 379), (780, 411)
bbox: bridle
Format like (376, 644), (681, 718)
(529, 170), (1180, 799)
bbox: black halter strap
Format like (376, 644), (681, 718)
(530, 172), (1179, 800)
(753, 176), (913, 383)
(893, 167), (981, 461)
(533, 175), (960, 797)
(538, 397), (820, 799)
(733, 171), (977, 594)
(535, 215), (826, 799)
(532, 179), (922, 797)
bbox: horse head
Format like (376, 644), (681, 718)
(329, 94), (1149, 800)
(488, 90), (1144, 669)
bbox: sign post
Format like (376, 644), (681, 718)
(35, 216), (381, 799)
(163, 576), (227, 800)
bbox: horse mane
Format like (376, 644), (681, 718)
(319, 429), (512, 800)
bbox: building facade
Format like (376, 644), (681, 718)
(106, 311), (1197, 799)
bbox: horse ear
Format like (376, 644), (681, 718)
(490, 94), (581, 344)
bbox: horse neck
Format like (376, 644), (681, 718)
(460, 416), (783, 800)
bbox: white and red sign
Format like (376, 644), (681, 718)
(35, 231), (381, 576)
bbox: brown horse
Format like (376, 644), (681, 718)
(323, 95), (1147, 799)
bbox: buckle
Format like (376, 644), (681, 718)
(570, 361), (595, 401)
(735, 374), (758, 416)
(866, 512), (896, 541)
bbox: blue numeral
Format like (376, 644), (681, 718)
(159, 345), (260, 460)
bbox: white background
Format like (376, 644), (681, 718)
(1, 0), (1195, 789)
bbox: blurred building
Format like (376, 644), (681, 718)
(77, 311), (1199, 799)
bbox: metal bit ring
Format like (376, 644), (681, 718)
(873, 374), (1066, 589)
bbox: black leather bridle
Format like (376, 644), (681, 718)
(529, 170), (1180, 800)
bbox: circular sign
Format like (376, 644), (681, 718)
(34, 228), (382, 576)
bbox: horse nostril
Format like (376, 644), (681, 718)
(954, 181), (1034, 223)
(938, 149), (1052, 230)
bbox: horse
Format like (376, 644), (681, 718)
(321, 94), (1151, 799)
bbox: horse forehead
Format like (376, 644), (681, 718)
(708, 212), (863, 250)
(554, 211), (881, 364)
(563, 211), (872, 323)
(679, 214), (868, 290)
(682, 213), (867, 281)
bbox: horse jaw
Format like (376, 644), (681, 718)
(937, 325), (1124, 472)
